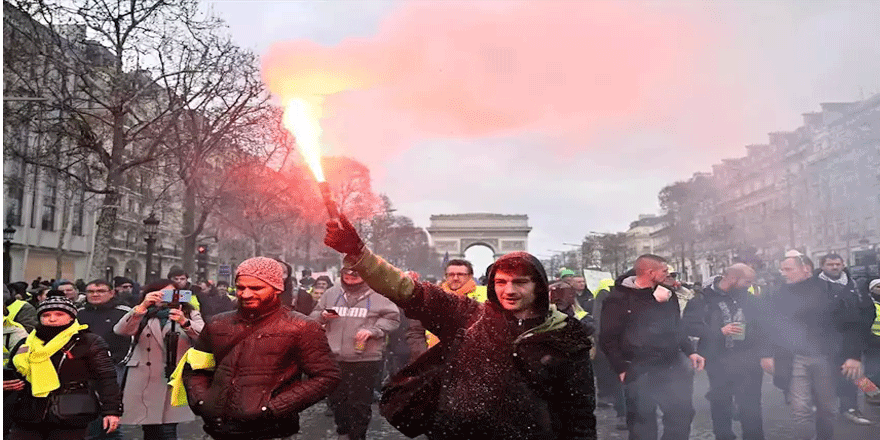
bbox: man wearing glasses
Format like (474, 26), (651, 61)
(409, 260), (489, 354)
(761, 253), (867, 440)
(441, 259), (487, 302)
(77, 279), (133, 440)
(113, 276), (137, 307)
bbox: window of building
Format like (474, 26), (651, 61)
(5, 157), (26, 226)
(71, 186), (85, 236)
(41, 171), (58, 231)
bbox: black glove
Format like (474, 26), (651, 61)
(324, 214), (365, 255)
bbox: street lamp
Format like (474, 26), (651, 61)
(4, 223), (16, 284)
(155, 243), (164, 281)
(143, 212), (160, 283)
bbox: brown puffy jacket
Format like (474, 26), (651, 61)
(183, 306), (339, 439)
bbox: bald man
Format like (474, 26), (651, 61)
(600, 254), (704, 440)
(683, 264), (766, 440)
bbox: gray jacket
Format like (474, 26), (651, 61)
(310, 283), (400, 362)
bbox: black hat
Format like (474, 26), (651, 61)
(114, 276), (134, 287)
(36, 292), (78, 319)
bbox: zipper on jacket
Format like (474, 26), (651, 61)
(41, 336), (79, 421)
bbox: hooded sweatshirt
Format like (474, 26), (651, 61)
(310, 280), (400, 362)
(346, 250), (596, 440)
(599, 275), (694, 375)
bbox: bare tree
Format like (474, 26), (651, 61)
(4, 0), (267, 278)
(659, 174), (715, 280)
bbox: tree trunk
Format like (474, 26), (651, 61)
(89, 191), (120, 280)
(304, 225), (312, 270)
(253, 235), (262, 256)
(54, 177), (73, 280)
(182, 181), (197, 275)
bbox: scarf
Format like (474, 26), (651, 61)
(12, 321), (89, 397)
(34, 321), (75, 342)
(818, 271), (849, 286)
(441, 278), (477, 296)
(143, 306), (171, 328)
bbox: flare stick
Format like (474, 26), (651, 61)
(318, 181), (339, 219)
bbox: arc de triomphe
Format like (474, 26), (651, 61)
(426, 213), (531, 259)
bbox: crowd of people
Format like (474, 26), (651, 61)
(3, 216), (880, 440)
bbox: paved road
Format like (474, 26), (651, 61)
(121, 371), (880, 439)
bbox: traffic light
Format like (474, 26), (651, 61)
(196, 244), (208, 278)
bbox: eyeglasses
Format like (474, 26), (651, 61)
(445, 272), (470, 278)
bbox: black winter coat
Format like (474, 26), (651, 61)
(599, 277), (694, 375)
(183, 305), (340, 439)
(682, 279), (765, 362)
(6, 330), (123, 428)
(194, 289), (235, 322)
(762, 275), (869, 391)
(394, 253), (596, 440)
(77, 299), (132, 364)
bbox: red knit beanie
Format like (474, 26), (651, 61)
(235, 257), (285, 291)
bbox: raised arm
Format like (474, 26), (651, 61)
(325, 215), (477, 339)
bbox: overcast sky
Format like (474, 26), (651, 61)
(207, 0), (880, 266)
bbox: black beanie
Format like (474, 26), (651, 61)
(36, 293), (78, 319)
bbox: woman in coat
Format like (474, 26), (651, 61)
(3, 293), (122, 440)
(114, 279), (204, 439)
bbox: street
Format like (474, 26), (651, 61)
(118, 370), (880, 439)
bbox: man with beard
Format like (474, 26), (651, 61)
(324, 216), (596, 439)
(310, 267), (400, 440)
(177, 257), (340, 440)
(683, 264), (765, 440)
(112, 277), (137, 307)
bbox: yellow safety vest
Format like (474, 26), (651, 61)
(572, 301), (588, 320)
(6, 300), (27, 321)
(872, 303), (880, 337)
(189, 295), (201, 311)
